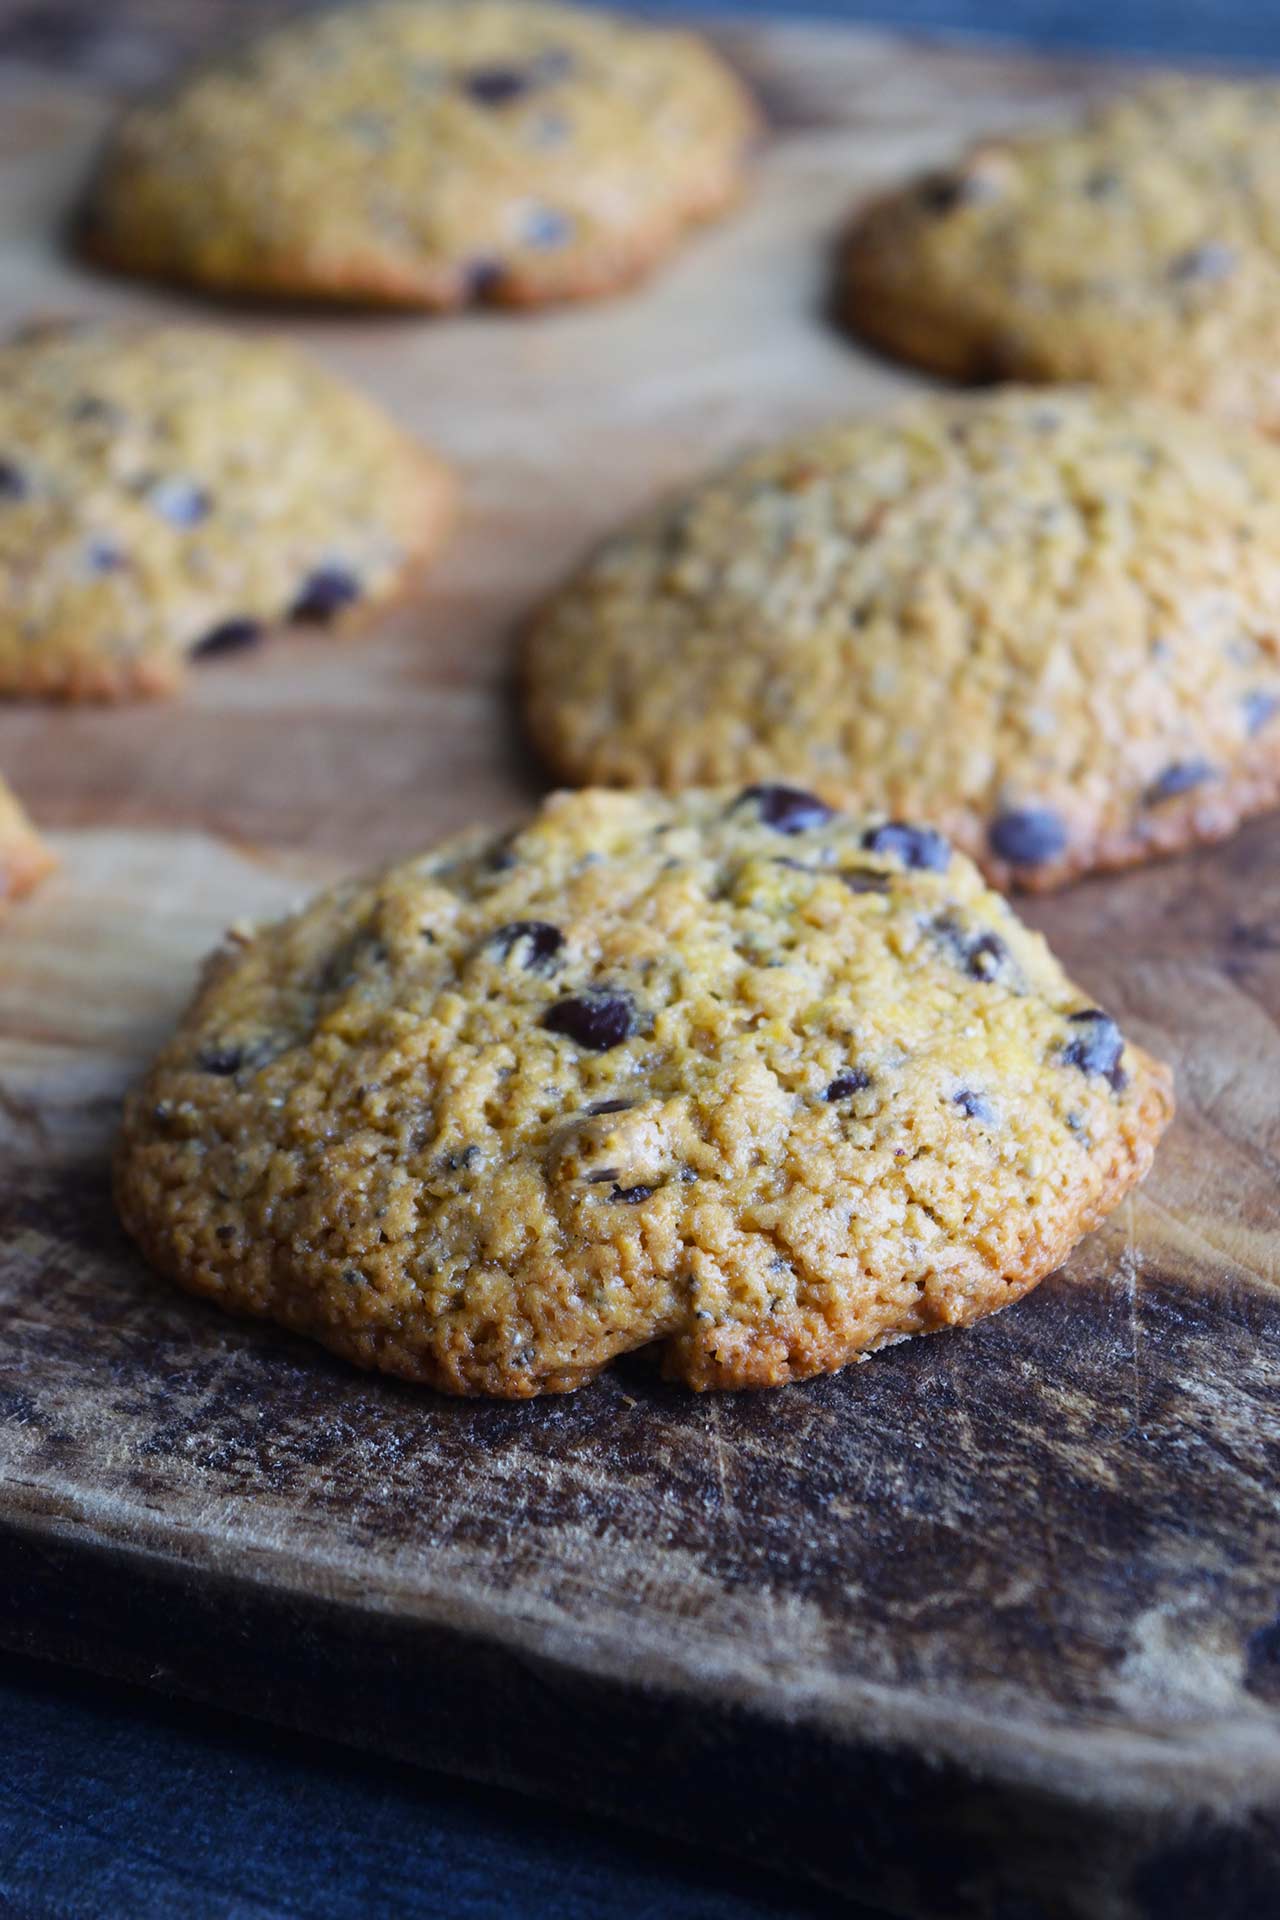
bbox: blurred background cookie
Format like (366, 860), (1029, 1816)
(841, 80), (1280, 434)
(525, 387), (1280, 889)
(80, 0), (760, 309)
(0, 321), (454, 698)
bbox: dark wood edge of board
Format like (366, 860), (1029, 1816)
(4, 1507), (1278, 1920)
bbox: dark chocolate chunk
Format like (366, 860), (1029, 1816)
(1061, 1009), (1126, 1089)
(825, 1069), (871, 1101)
(0, 459), (27, 500)
(463, 65), (531, 105)
(193, 618), (262, 658)
(290, 567), (361, 623)
(609, 1184), (653, 1204)
(1243, 690), (1280, 737)
(988, 808), (1067, 868)
(1169, 242), (1236, 284)
(148, 477), (211, 526)
(196, 1043), (247, 1075)
(862, 820), (951, 872)
(586, 1098), (632, 1115)
(487, 920), (564, 971)
(953, 1088), (996, 1123)
(586, 1168), (622, 1184)
(543, 989), (635, 1051)
(932, 915), (1011, 983)
(737, 784), (835, 835)
(1145, 759), (1216, 804)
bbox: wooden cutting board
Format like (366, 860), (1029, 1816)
(1, 14), (1278, 1918)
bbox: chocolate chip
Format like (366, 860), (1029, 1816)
(825, 1070), (871, 1101)
(463, 66), (531, 105)
(586, 1168), (622, 1184)
(839, 870), (891, 895)
(586, 1099), (632, 1115)
(85, 537), (124, 574)
(737, 784), (835, 835)
(610, 1185), (653, 1204)
(290, 567), (360, 623)
(1145, 759), (1216, 804)
(1244, 690), (1280, 737)
(953, 1089), (996, 1123)
(148, 477), (210, 526)
(193, 618), (262, 658)
(0, 460), (26, 500)
(1170, 242), (1236, 284)
(342, 1267), (366, 1286)
(525, 205), (572, 248)
(988, 809), (1067, 868)
(487, 920), (564, 971)
(196, 1044), (246, 1075)
(932, 915), (1011, 983)
(543, 989), (635, 1051)
(465, 256), (506, 298)
(862, 821), (951, 872)
(1061, 1009), (1126, 1089)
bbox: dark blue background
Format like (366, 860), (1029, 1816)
(4, 4), (1277, 1916)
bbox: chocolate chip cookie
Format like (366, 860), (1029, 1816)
(0, 778), (53, 907)
(81, 1), (759, 309)
(114, 787), (1173, 1396)
(524, 387), (1280, 890)
(0, 321), (453, 698)
(841, 79), (1280, 434)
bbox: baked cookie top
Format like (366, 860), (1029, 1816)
(0, 322), (453, 698)
(524, 388), (1280, 891)
(842, 79), (1280, 434)
(81, 0), (759, 309)
(115, 787), (1173, 1397)
(0, 777), (54, 907)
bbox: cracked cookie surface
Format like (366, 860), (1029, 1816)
(115, 787), (1173, 1397)
(524, 388), (1280, 890)
(841, 80), (1280, 434)
(0, 322), (453, 699)
(81, 0), (758, 309)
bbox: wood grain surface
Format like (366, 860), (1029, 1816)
(0, 15), (1278, 1919)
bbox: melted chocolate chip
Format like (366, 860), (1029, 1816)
(933, 915), (1011, 983)
(193, 618), (262, 658)
(862, 821), (950, 872)
(988, 808), (1067, 868)
(148, 477), (211, 526)
(1170, 242), (1236, 284)
(544, 989), (635, 1051)
(825, 1070), (871, 1101)
(586, 1099), (632, 1115)
(0, 460), (26, 500)
(737, 784), (835, 835)
(487, 920), (564, 971)
(953, 1088), (996, 1123)
(196, 1044), (246, 1075)
(290, 567), (360, 623)
(463, 65), (532, 105)
(1061, 1009), (1126, 1089)
(610, 1184), (653, 1204)
(1145, 759), (1216, 804)
(1244, 690), (1280, 737)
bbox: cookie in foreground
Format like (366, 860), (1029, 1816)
(841, 79), (1280, 434)
(80, 0), (759, 310)
(115, 787), (1173, 1396)
(525, 386), (1280, 890)
(0, 778), (54, 906)
(0, 321), (453, 699)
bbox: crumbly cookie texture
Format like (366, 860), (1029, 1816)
(115, 787), (1173, 1397)
(842, 79), (1280, 435)
(0, 322), (453, 700)
(81, 0), (759, 309)
(0, 778), (54, 906)
(524, 387), (1280, 891)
